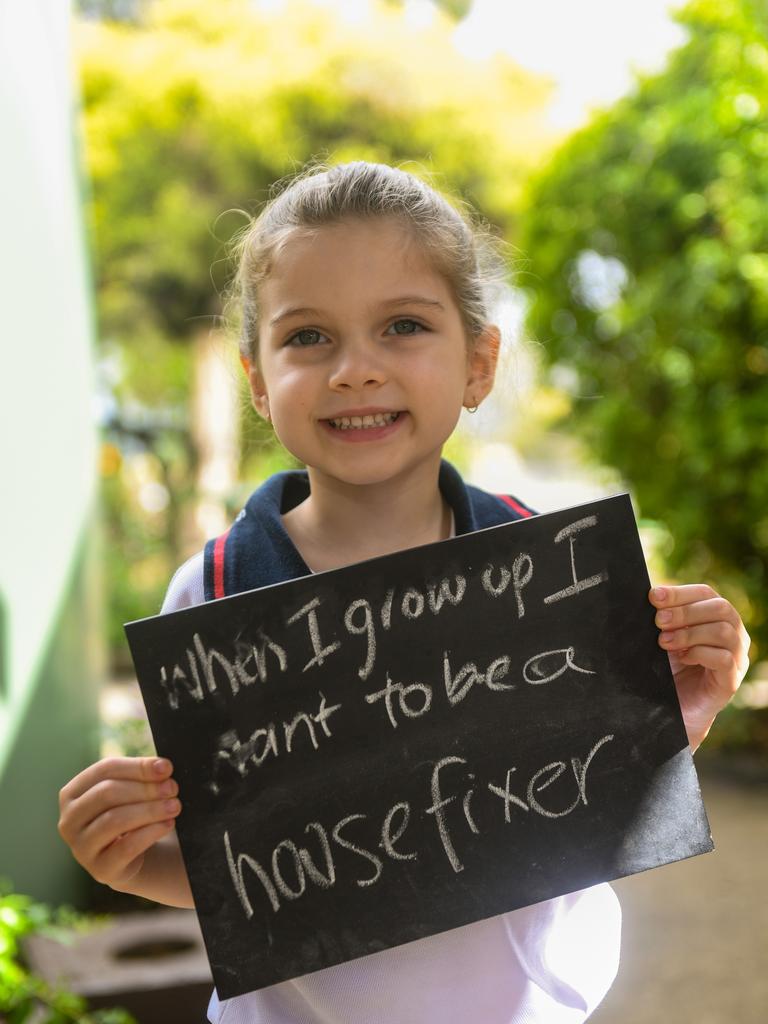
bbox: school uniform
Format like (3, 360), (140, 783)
(161, 460), (621, 1024)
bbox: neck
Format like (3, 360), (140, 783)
(282, 456), (451, 572)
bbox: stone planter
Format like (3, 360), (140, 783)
(24, 908), (213, 1024)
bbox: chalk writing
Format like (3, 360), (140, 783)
(365, 673), (433, 729)
(287, 597), (341, 672)
(544, 516), (609, 604)
(159, 631), (287, 709)
(223, 733), (618, 916)
(208, 691), (343, 794)
(523, 647), (595, 685)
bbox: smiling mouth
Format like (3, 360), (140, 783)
(326, 412), (402, 430)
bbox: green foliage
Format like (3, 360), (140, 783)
(101, 715), (155, 758)
(518, 0), (768, 667)
(77, 0), (551, 355)
(0, 883), (136, 1024)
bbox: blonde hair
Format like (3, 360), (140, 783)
(231, 160), (511, 363)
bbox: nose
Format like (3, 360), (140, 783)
(328, 338), (387, 392)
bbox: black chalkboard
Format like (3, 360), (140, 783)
(125, 494), (713, 1000)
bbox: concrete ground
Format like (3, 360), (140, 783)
(590, 761), (768, 1024)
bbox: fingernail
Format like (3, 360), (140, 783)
(660, 632), (674, 644)
(657, 610), (673, 624)
(158, 780), (175, 797)
(153, 758), (170, 775)
(653, 587), (668, 603)
(164, 799), (180, 814)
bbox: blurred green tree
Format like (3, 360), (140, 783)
(518, 0), (768, 675)
(75, 0), (556, 663)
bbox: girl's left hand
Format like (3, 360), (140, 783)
(649, 584), (751, 751)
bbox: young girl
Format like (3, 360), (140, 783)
(59, 161), (751, 1024)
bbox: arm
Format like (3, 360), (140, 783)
(648, 584), (751, 751)
(59, 552), (206, 906)
(118, 831), (193, 908)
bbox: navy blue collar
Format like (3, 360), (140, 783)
(204, 460), (535, 600)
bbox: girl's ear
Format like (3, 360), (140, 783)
(464, 324), (500, 409)
(243, 358), (271, 421)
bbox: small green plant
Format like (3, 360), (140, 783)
(0, 881), (136, 1024)
(101, 715), (155, 759)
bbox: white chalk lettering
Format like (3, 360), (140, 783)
(159, 660), (203, 710)
(209, 728), (279, 794)
(344, 598), (376, 680)
(224, 830), (280, 917)
(442, 651), (515, 705)
(481, 563), (511, 598)
(487, 768), (530, 822)
(512, 553), (534, 617)
(523, 646), (595, 685)
(332, 814), (383, 887)
(380, 587), (395, 630)
(365, 673), (432, 728)
(488, 734), (615, 822)
(283, 711), (319, 753)
(527, 762), (581, 819)
(272, 840), (306, 900)
(443, 653), (482, 706)
(222, 736), (618, 921)
(287, 597), (341, 671)
(162, 632), (289, 710)
(312, 692), (343, 739)
(380, 802), (417, 861)
(401, 588), (426, 619)
(427, 575), (467, 613)
(544, 515), (609, 604)
(208, 692), (342, 793)
(486, 655), (513, 691)
(462, 784), (480, 834)
(233, 633), (288, 686)
(425, 757), (473, 873)
(193, 633), (238, 696)
(571, 733), (615, 806)
(298, 822), (336, 889)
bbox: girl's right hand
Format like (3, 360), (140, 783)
(58, 756), (182, 891)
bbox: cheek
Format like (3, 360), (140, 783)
(266, 375), (319, 434)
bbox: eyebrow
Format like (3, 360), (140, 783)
(268, 296), (446, 327)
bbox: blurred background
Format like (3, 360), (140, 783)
(1, 0), (766, 1021)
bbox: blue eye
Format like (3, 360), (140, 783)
(387, 318), (424, 335)
(287, 328), (326, 347)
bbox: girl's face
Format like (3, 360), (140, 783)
(248, 217), (499, 491)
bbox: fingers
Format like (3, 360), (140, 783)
(70, 787), (181, 864)
(60, 775), (178, 838)
(90, 820), (178, 886)
(651, 595), (741, 632)
(649, 584), (751, 681)
(58, 756), (181, 888)
(675, 646), (742, 694)
(657, 620), (741, 655)
(649, 584), (719, 609)
(60, 756), (172, 804)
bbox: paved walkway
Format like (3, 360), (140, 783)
(590, 761), (768, 1024)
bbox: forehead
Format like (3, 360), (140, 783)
(261, 217), (451, 314)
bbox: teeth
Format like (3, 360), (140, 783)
(329, 412), (399, 430)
